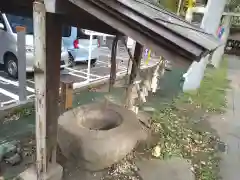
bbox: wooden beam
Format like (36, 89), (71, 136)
(109, 35), (119, 92)
(125, 42), (143, 109)
(45, 0), (118, 35)
(46, 12), (62, 166)
(0, 0), (118, 35)
(0, 0), (33, 16)
(34, 1), (61, 177)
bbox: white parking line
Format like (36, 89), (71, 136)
(97, 60), (108, 64)
(68, 72), (88, 79)
(0, 79), (11, 85)
(0, 88), (19, 100)
(0, 76), (35, 93)
(0, 99), (17, 107)
(100, 47), (110, 50)
(64, 67), (102, 78)
(0, 94), (35, 107)
(76, 70), (103, 78)
(106, 55), (129, 60)
(27, 79), (35, 84)
(117, 65), (127, 70)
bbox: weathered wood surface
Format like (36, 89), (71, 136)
(60, 80), (73, 113)
(109, 36), (119, 92)
(125, 42), (143, 110)
(34, 1), (62, 177)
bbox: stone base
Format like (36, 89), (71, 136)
(18, 163), (63, 180)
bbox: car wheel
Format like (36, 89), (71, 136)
(86, 59), (97, 65)
(68, 52), (75, 67)
(58, 102), (147, 171)
(91, 58), (97, 65)
(5, 55), (18, 79)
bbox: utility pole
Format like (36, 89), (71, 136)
(182, 0), (228, 91)
(201, 0), (228, 68)
(201, 0), (227, 35)
(211, 15), (231, 67)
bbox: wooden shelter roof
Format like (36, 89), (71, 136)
(0, 0), (220, 64)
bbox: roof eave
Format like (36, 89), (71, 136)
(69, 0), (208, 63)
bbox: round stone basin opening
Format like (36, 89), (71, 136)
(81, 109), (123, 130)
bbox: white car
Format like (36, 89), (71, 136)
(62, 26), (100, 65)
(0, 13), (69, 78)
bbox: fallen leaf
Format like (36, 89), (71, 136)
(152, 145), (161, 157)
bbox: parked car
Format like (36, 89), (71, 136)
(62, 26), (100, 65)
(0, 13), (69, 79)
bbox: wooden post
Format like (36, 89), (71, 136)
(109, 35), (118, 92)
(60, 80), (73, 113)
(16, 26), (27, 102)
(33, 1), (62, 178)
(125, 42), (143, 110)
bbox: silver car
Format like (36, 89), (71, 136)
(0, 13), (69, 78)
(62, 26), (100, 65)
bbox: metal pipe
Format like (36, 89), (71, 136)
(87, 33), (93, 82)
(17, 27), (27, 102)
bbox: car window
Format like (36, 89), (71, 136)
(0, 15), (4, 24)
(62, 25), (71, 37)
(6, 14), (33, 34)
(0, 15), (6, 30)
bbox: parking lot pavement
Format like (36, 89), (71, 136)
(0, 47), (159, 108)
(0, 55), (129, 107)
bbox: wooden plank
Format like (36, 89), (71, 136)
(60, 80), (73, 113)
(33, 0), (61, 177)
